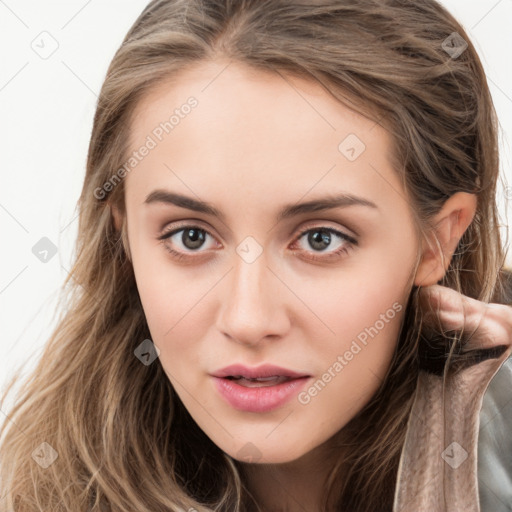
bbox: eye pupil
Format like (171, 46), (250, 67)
(183, 228), (205, 249)
(308, 230), (331, 251)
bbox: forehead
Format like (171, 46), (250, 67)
(125, 59), (407, 218)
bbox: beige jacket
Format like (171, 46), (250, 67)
(393, 344), (512, 511)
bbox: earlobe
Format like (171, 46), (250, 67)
(414, 192), (477, 287)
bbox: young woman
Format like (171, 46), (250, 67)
(1, 1), (511, 510)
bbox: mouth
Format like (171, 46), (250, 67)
(210, 364), (311, 410)
(212, 363), (310, 381)
(222, 375), (301, 387)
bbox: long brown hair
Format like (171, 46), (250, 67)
(1, 0), (509, 510)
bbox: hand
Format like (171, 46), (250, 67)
(417, 284), (512, 373)
(419, 284), (512, 350)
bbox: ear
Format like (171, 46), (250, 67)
(110, 203), (132, 261)
(414, 192), (477, 287)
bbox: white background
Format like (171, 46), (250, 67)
(1, 0), (511, 426)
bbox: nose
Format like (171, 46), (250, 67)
(216, 252), (290, 347)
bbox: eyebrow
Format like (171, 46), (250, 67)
(144, 189), (378, 222)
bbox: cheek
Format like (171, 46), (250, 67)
(136, 271), (203, 339)
(127, 224), (204, 336)
(295, 258), (410, 385)
(297, 280), (406, 424)
(321, 297), (402, 381)
(135, 270), (209, 394)
(295, 261), (408, 338)
(132, 255), (219, 372)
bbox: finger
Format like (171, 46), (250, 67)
(418, 285), (512, 350)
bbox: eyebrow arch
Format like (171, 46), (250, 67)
(144, 189), (378, 222)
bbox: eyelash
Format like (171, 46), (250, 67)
(157, 223), (358, 263)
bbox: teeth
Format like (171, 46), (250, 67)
(227, 375), (290, 387)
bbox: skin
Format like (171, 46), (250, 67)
(115, 58), (480, 511)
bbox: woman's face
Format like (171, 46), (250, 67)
(123, 59), (421, 464)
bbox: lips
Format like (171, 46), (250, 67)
(211, 363), (310, 380)
(211, 365), (312, 412)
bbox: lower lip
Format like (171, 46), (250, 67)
(212, 376), (311, 413)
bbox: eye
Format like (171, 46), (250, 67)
(290, 226), (357, 262)
(157, 223), (357, 262)
(158, 224), (218, 260)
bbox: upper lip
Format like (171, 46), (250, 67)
(211, 364), (310, 379)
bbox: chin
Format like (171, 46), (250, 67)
(224, 438), (310, 465)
